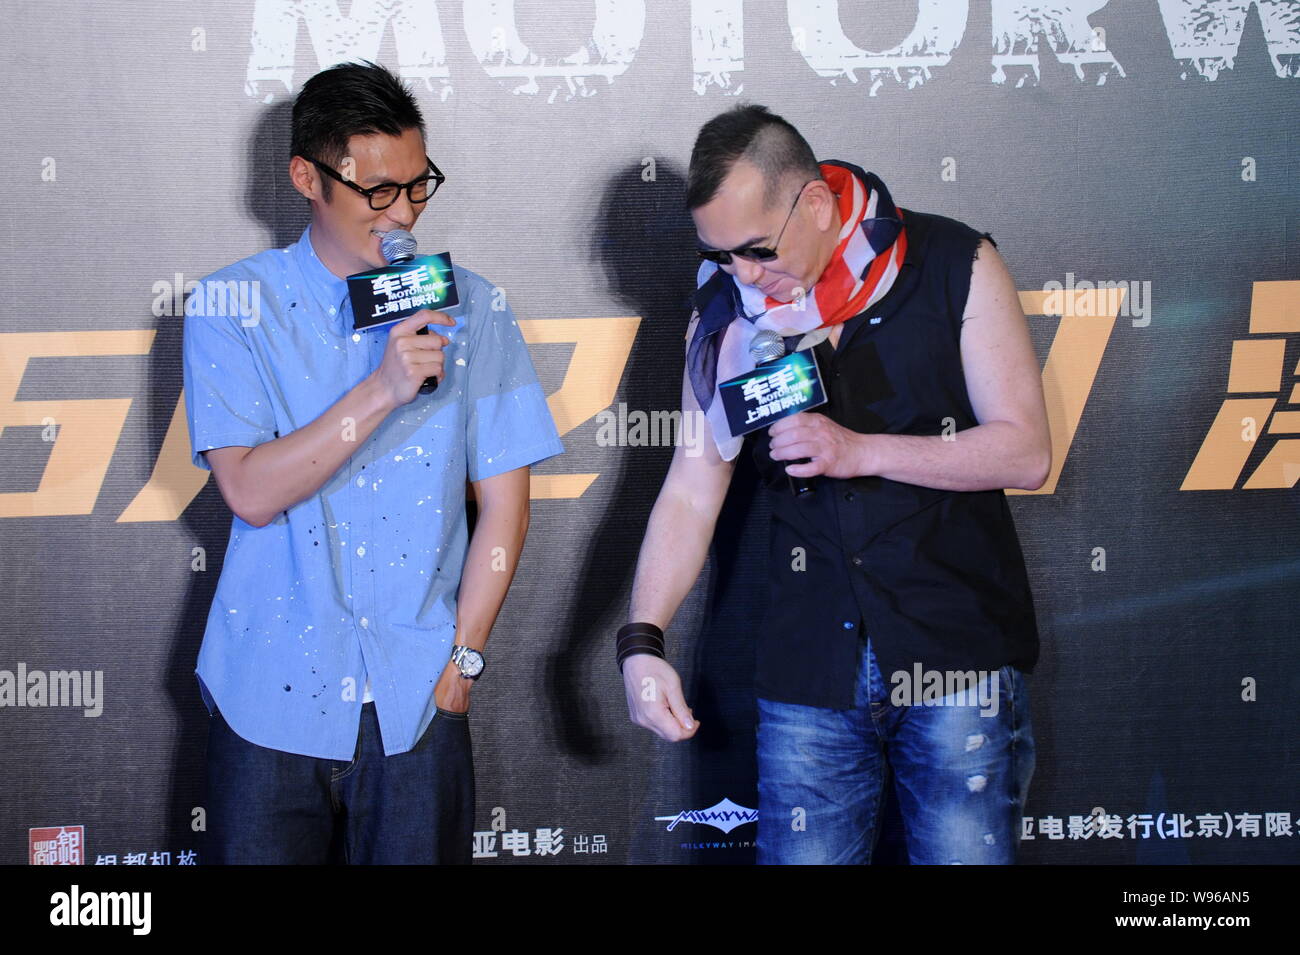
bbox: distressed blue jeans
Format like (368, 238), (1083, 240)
(756, 637), (1034, 864)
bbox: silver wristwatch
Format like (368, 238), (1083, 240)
(450, 645), (485, 680)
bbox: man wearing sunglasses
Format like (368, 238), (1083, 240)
(619, 105), (1049, 864)
(183, 60), (563, 863)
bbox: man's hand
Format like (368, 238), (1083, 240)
(372, 309), (456, 407)
(622, 654), (698, 742)
(434, 658), (471, 714)
(768, 411), (869, 479)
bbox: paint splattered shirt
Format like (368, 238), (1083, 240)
(182, 224), (564, 759)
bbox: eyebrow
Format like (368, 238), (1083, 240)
(357, 168), (428, 187)
(697, 231), (770, 251)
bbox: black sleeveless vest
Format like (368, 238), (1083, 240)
(748, 208), (1040, 709)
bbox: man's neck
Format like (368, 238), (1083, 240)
(308, 225), (361, 280)
(810, 205), (844, 290)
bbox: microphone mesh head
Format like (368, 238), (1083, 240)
(749, 329), (786, 364)
(379, 229), (418, 264)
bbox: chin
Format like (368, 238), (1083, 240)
(760, 277), (798, 300)
(362, 232), (388, 267)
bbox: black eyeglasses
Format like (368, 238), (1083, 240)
(697, 178), (818, 265)
(303, 154), (446, 210)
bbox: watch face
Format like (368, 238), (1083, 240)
(455, 647), (484, 677)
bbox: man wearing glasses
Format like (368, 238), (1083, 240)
(618, 105), (1049, 864)
(183, 60), (563, 863)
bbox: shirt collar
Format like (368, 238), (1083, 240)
(899, 207), (920, 268)
(291, 223), (350, 300)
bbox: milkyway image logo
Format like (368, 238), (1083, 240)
(655, 797), (758, 834)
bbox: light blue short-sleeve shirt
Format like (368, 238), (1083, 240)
(182, 225), (564, 759)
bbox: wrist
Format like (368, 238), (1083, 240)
(359, 371), (398, 417)
(450, 643), (485, 680)
(854, 432), (878, 478)
(617, 622), (665, 672)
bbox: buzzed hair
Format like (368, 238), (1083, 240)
(685, 104), (821, 211)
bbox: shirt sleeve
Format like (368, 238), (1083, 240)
(182, 278), (278, 471)
(462, 289), (565, 482)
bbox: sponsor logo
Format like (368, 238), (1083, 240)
(30, 825), (85, 865)
(1022, 807), (1297, 840)
(655, 797), (758, 834)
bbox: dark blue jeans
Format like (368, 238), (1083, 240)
(203, 702), (473, 864)
(756, 637), (1034, 864)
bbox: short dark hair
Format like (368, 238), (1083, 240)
(291, 60), (426, 200)
(685, 104), (820, 211)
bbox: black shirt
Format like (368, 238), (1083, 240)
(748, 208), (1040, 709)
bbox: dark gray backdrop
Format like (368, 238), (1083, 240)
(1, 0), (1297, 864)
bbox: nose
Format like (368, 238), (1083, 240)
(731, 257), (766, 287)
(384, 189), (418, 229)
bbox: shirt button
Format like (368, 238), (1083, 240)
(356, 545), (366, 557)
(356, 476), (366, 488)
(843, 491), (856, 502)
(842, 621), (855, 630)
(352, 333), (361, 343)
(852, 556), (863, 567)
(359, 617), (369, 629)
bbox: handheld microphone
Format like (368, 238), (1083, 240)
(378, 229), (438, 395)
(750, 330), (816, 497)
(378, 228), (419, 265)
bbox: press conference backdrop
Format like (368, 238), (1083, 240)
(1, 1), (1297, 865)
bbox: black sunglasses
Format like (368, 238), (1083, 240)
(303, 154), (446, 210)
(697, 178), (817, 265)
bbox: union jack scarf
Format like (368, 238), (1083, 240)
(687, 161), (907, 460)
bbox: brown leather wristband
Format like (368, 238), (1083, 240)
(617, 622), (665, 672)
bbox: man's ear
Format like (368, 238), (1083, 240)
(806, 179), (836, 231)
(288, 156), (320, 202)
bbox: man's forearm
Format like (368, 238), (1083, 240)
(232, 374), (395, 526)
(629, 490), (719, 630)
(453, 488), (530, 650)
(857, 421), (1049, 492)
